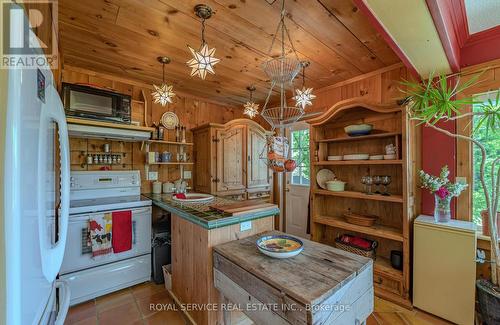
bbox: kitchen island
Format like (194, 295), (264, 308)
(144, 194), (279, 325)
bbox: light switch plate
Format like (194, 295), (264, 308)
(184, 170), (192, 179)
(148, 171), (158, 181)
(456, 176), (467, 185)
(240, 221), (252, 232)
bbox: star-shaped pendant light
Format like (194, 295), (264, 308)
(243, 85), (259, 119)
(152, 56), (175, 106)
(293, 61), (316, 110)
(186, 4), (220, 80)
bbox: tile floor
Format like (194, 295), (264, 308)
(64, 282), (453, 325)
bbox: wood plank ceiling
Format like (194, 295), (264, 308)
(59, 0), (399, 105)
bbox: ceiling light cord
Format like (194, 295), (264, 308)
(162, 62), (165, 83)
(201, 18), (206, 45)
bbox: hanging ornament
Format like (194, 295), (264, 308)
(152, 56), (176, 106)
(243, 85), (259, 119)
(186, 4), (220, 80)
(293, 61), (316, 110)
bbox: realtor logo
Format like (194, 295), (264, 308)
(1, 0), (58, 69)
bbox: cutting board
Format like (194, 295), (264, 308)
(210, 200), (276, 215)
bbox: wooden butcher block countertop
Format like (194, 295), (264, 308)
(213, 231), (374, 324)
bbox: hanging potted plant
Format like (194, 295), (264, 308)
(401, 73), (500, 323)
(419, 166), (468, 223)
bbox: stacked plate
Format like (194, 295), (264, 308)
(343, 154), (369, 160)
(327, 155), (343, 161)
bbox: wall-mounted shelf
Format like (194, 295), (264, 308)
(146, 140), (194, 146)
(66, 117), (156, 132)
(313, 189), (403, 203)
(314, 160), (403, 166)
(314, 215), (404, 242)
(148, 162), (194, 166)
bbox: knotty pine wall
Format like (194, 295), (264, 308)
(62, 65), (245, 193)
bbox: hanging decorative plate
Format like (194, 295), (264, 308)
(160, 112), (179, 130)
(256, 235), (304, 259)
(316, 169), (335, 189)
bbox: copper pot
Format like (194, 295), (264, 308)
(480, 210), (500, 236)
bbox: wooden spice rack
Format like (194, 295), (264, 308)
(307, 100), (413, 308)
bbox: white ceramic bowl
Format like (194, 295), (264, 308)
(326, 180), (346, 191)
(384, 154), (397, 160)
(256, 235), (304, 259)
(171, 193), (214, 203)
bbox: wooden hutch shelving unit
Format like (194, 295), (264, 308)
(307, 100), (414, 308)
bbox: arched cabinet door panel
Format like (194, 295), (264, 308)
(247, 125), (270, 189)
(216, 125), (246, 192)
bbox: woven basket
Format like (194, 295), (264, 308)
(334, 237), (377, 259)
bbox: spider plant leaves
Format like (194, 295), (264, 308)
(474, 92), (500, 135)
(400, 72), (484, 126)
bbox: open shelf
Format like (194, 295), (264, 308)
(374, 257), (403, 279)
(314, 160), (402, 166)
(314, 215), (404, 242)
(316, 132), (401, 143)
(148, 162), (194, 165)
(146, 140), (194, 146)
(313, 189), (403, 203)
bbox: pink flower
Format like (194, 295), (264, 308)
(436, 186), (449, 199)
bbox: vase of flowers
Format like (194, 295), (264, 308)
(419, 166), (468, 223)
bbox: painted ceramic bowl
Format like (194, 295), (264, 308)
(256, 235), (304, 259)
(344, 124), (373, 136)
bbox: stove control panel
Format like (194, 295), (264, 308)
(70, 171), (140, 190)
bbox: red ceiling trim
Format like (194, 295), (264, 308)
(425, 0), (461, 72)
(352, 0), (420, 79)
(427, 0), (500, 68)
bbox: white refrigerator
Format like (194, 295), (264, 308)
(1, 5), (71, 325)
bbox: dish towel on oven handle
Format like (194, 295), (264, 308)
(112, 210), (132, 253)
(89, 213), (113, 257)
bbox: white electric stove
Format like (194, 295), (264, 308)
(60, 171), (152, 306)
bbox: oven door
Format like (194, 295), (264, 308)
(59, 207), (151, 275)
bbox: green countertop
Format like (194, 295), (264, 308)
(143, 193), (280, 230)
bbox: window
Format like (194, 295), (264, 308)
(290, 128), (310, 185)
(472, 91), (500, 226)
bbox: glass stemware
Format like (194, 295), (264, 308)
(372, 175), (382, 194)
(361, 176), (373, 195)
(381, 176), (392, 196)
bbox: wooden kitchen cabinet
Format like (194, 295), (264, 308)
(192, 119), (272, 200)
(215, 125), (246, 192)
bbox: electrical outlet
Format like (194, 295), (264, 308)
(148, 171), (158, 181)
(184, 170), (192, 179)
(240, 221), (252, 232)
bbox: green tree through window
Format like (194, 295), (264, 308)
(472, 92), (500, 225)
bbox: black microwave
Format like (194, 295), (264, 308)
(62, 83), (131, 124)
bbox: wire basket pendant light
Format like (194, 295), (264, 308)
(152, 56), (175, 107)
(260, 0), (305, 130)
(186, 4), (220, 80)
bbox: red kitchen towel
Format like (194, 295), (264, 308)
(112, 210), (132, 253)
